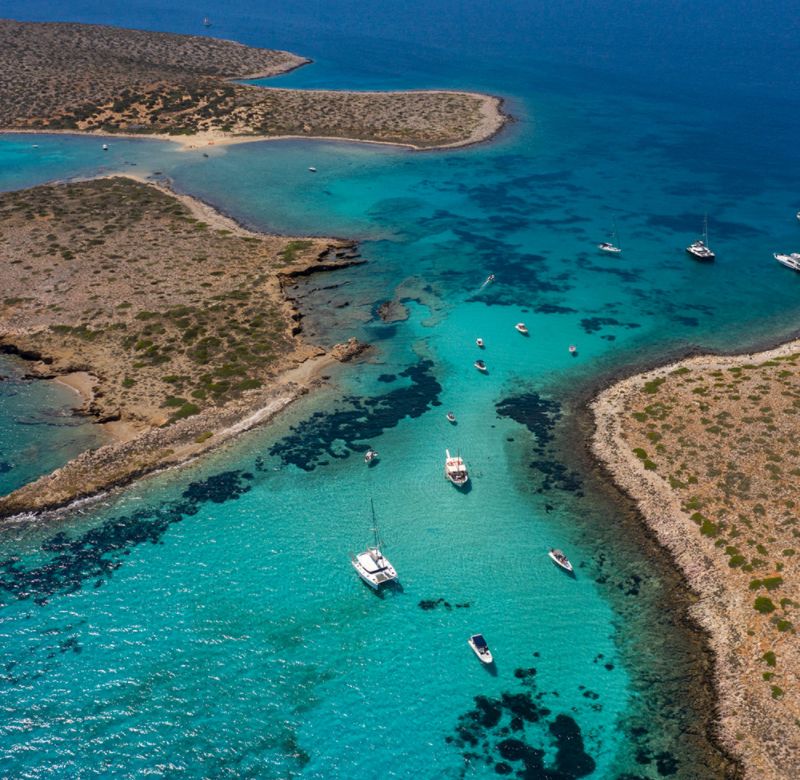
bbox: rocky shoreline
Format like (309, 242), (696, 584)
(591, 340), (800, 779)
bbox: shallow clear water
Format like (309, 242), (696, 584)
(1, 1), (799, 777)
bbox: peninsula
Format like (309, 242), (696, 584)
(0, 176), (367, 517)
(593, 343), (800, 779)
(0, 20), (506, 149)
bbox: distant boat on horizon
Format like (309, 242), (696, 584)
(686, 215), (715, 261)
(202, 16), (212, 27)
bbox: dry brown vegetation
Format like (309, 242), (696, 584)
(594, 348), (800, 779)
(0, 176), (347, 426)
(0, 20), (504, 148)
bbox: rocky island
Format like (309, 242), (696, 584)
(593, 343), (800, 779)
(0, 176), (368, 517)
(0, 19), (506, 149)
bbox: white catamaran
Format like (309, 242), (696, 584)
(686, 215), (715, 261)
(350, 501), (398, 590)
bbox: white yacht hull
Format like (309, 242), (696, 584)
(468, 637), (494, 665)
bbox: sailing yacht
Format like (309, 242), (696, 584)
(202, 16), (212, 27)
(598, 221), (622, 254)
(350, 501), (398, 589)
(686, 216), (715, 261)
(444, 449), (469, 488)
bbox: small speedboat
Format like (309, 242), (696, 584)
(598, 241), (621, 254)
(796, 211), (800, 222)
(568, 345), (577, 355)
(548, 548), (574, 573)
(102, 143), (109, 151)
(486, 273), (495, 283)
(364, 448), (379, 465)
(444, 448), (469, 487)
(446, 411), (457, 424)
(308, 166), (317, 173)
(774, 252), (800, 272)
(474, 359), (487, 372)
(515, 323), (529, 335)
(468, 634), (493, 665)
(476, 337), (485, 348)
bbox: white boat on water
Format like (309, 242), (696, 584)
(598, 220), (622, 254)
(515, 322), (529, 335)
(308, 166), (317, 173)
(350, 501), (398, 590)
(568, 345), (577, 355)
(686, 215), (715, 261)
(444, 448), (469, 488)
(474, 359), (487, 372)
(548, 548), (574, 573)
(364, 448), (379, 465)
(476, 337), (485, 348)
(468, 634), (493, 664)
(774, 252), (800, 272)
(446, 411), (457, 424)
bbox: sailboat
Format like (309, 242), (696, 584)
(350, 500), (398, 589)
(686, 215), (715, 261)
(597, 220), (622, 254)
(202, 16), (212, 27)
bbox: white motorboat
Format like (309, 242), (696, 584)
(444, 448), (469, 487)
(350, 501), (398, 589)
(686, 215), (715, 261)
(474, 359), (487, 372)
(515, 322), (529, 335)
(446, 411), (457, 424)
(202, 16), (212, 27)
(774, 252), (800, 272)
(568, 345), (577, 355)
(548, 548), (574, 573)
(364, 448), (379, 465)
(308, 166), (317, 173)
(598, 220), (622, 254)
(796, 211), (800, 222)
(468, 634), (493, 664)
(102, 143), (108, 151)
(476, 337), (485, 348)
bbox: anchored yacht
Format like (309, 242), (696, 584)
(350, 501), (398, 590)
(686, 216), (715, 261)
(515, 322), (529, 335)
(444, 449), (469, 488)
(774, 252), (800, 272)
(548, 548), (574, 573)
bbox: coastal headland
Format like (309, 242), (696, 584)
(0, 176), (369, 517)
(0, 19), (507, 150)
(593, 342), (800, 779)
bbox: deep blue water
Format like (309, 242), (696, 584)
(0, 1), (798, 777)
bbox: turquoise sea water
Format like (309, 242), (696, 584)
(1, 1), (799, 777)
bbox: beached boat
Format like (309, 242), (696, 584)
(548, 548), (574, 573)
(467, 634), (493, 664)
(774, 252), (800, 272)
(686, 216), (715, 261)
(476, 337), (485, 348)
(446, 411), (457, 424)
(474, 359), (487, 372)
(515, 322), (529, 335)
(350, 501), (398, 590)
(444, 448), (469, 487)
(364, 448), (379, 465)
